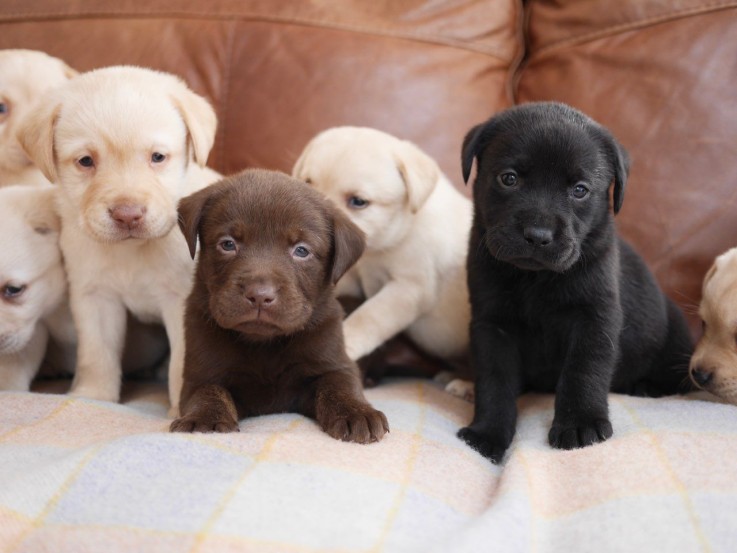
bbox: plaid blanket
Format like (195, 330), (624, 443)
(1, 379), (735, 552)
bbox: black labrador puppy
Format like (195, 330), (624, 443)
(458, 102), (693, 463)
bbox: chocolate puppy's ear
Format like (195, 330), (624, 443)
(330, 205), (366, 284)
(461, 121), (493, 184)
(178, 184), (218, 259)
(600, 130), (630, 214)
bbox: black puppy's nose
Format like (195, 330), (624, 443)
(523, 226), (553, 247)
(245, 284), (277, 308)
(691, 367), (714, 387)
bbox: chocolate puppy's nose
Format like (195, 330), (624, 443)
(246, 284), (277, 308)
(109, 204), (146, 229)
(523, 226), (553, 247)
(691, 367), (714, 387)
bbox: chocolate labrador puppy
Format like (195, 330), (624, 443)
(170, 169), (389, 444)
(458, 102), (692, 463)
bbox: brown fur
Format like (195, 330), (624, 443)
(170, 169), (389, 443)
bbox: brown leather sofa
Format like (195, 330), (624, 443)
(2, 0), (735, 339)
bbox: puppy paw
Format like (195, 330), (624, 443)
(548, 417), (613, 450)
(170, 414), (240, 433)
(323, 407), (389, 444)
(167, 405), (180, 419)
(457, 425), (513, 464)
(444, 379), (475, 402)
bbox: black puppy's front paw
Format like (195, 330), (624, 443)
(548, 417), (612, 450)
(457, 425), (513, 464)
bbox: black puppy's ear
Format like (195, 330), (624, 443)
(330, 205), (366, 284)
(461, 119), (500, 185)
(603, 132), (630, 214)
(177, 184), (219, 259)
(461, 122), (485, 184)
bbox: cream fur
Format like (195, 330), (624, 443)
(293, 126), (473, 375)
(691, 248), (737, 403)
(0, 184), (74, 390)
(0, 49), (77, 187)
(17, 66), (221, 413)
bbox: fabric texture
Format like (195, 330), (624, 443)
(1, 380), (735, 552)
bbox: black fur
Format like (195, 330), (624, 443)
(457, 102), (693, 463)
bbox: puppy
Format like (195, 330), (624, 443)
(690, 248), (737, 402)
(458, 102), (693, 463)
(17, 66), (221, 412)
(0, 49), (77, 186)
(171, 170), (389, 443)
(293, 127), (473, 393)
(0, 184), (73, 389)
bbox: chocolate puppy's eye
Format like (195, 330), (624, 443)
(347, 196), (369, 209)
(218, 239), (237, 253)
(572, 183), (589, 199)
(292, 245), (311, 258)
(151, 152), (166, 163)
(78, 156), (95, 168)
(3, 284), (26, 299)
(498, 171), (517, 187)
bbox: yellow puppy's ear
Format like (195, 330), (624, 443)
(27, 188), (61, 236)
(394, 140), (439, 214)
(292, 139), (315, 181)
(16, 92), (62, 184)
(171, 83), (217, 168)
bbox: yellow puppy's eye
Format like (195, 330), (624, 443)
(151, 152), (166, 163)
(78, 156), (94, 168)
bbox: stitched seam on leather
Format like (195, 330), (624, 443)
(0, 10), (515, 61)
(217, 20), (236, 174)
(533, 2), (737, 57)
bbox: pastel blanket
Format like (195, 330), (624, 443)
(1, 379), (735, 553)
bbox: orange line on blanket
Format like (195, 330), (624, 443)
(7, 444), (103, 552)
(0, 397), (74, 443)
(188, 418), (304, 553)
(613, 397), (713, 553)
(370, 381), (426, 553)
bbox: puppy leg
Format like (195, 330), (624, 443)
(343, 280), (424, 360)
(549, 318), (616, 450)
(170, 384), (239, 433)
(458, 322), (521, 463)
(308, 369), (389, 444)
(0, 324), (49, 391)
(69, 292), (126, 402)
(162, 299), (187, 417)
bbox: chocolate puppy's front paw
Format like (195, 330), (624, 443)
(323, 407), (389, 444)
(457, 425), (513, 464)
(548, 417), (612, 450)
(170, 413), (240, 434)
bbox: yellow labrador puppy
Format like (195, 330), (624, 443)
(690, 247), (737, 403)
(18, 66), (221, 413)
(293, 127), (473, 395)
(0, 49), (77, 186)
(0, 184), (73, 390)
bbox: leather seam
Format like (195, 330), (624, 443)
(531, 1), (737, 58)
(0, 10), (517, 61)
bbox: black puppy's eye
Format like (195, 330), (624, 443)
(78, 156), (95, 168)
(347, 196), (369, 209)
(151, 152), (167, 163)
(498, 171), (517, 187)
(572, 183), (589, 199)
(3, 284), (26, 299)
(218, 239), (237, 253)
(292, 245), (311, 259)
